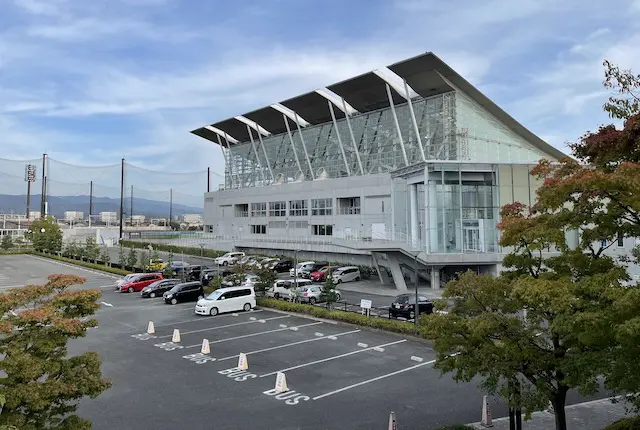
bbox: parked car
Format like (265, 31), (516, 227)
(389, 294), (434, 320)
(331, 266), (361, 284)
(237, 255), (258, 266)
(222, 273), (257, 288)
(266, 278), (312, 299)
(289, 261), (315, 277)
(141, 279), (181, 298)
(300, 262), (328, 279)
(185, 265), (210, 281)
(270, 259), (293, 272)
(241, 274), (261, 288)
(145, 259), (167, 272)
(195, 286), (256, 316)
(163, 281), (204, 305)
(214, 252), (245, 266)
(201, 269), (218, 286)
(169, 261), (190, 273)
(310, 265), (339, 282)
(119, 273), (163, 293)
(255, 258), (277, 269)
(115, 273), (144, 290)
(297, 285), (341, 305)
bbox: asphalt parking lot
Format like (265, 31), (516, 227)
(0, 255), (603, 429)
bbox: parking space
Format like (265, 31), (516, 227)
(3, 255), (499, 429)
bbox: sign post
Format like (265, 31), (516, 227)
(388, 411), (397, 430)
(360, 299), (372, 317)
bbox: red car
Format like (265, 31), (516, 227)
(310, 266), (339, 282)
(120, 273), (163, 293)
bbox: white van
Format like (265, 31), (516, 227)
(289, 261), (315, 277)
(195, 286), (256, 316)
(331, 266), (361, 284)
(267, 278), (312, 299)
(214, 252), (246, 266)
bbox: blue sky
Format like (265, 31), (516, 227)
(1, 0), (640, 183)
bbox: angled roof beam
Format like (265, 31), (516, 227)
(315, 88), (359, 115)
(234, 116), (271, 136)
(204, 125), (240, 144)
(270, 104), (311, 128)
(373, 68), (420, 100)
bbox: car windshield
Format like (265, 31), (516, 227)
(205, 290), (224, 300)
(393, 295), (409, 304)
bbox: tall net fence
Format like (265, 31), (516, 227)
(0, 156), (223, 221)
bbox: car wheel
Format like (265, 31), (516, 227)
(274, 292), (280, 299)
(171, 298), (178, 305)
(149, 292), (156, 298)
(222, 261), (228, 266)
(356, 276), (361, 281)
(210, 307), (218, 316)
(336, 279), (342, 284)
(243, 303), (251, 312)
(309, 297), (317, 305)
(335, 294), (341, 301)
(409, 310), (415, 320)
(128, 287), (134, 293)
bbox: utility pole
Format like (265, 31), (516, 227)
(89, 180), (93, 218)
(119, 158), (125, 240)
(169, 188), (173, 227)
(25, 164), (36, 219)
(130, 185), (134, 227)
(414, 254), (419, 325)
(40, 153), (47, 215)
(207, 167), (211, 192)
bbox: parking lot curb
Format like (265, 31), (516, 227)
(27, 255), (121, 280)
(255, 305), (434, 346)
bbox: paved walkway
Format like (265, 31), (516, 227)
(337, 280), (444, 299)
(468, 397), (631, 429)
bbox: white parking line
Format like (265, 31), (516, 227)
(134, 311), (264, 331)
(183, 321), (322, 348)
(259, 339), (407, 378)
(157, 315), (290, 338)
(216, 329), (361, 362)
(312, 359), (436, 400)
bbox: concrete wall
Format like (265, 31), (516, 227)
(204, 173), (392, 240)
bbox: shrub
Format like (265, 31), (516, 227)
(0, 250), (31, 255)
(256, 297), (422, 336)
(119, 240), (228, 259)
(33, 252), (129, 276)
(602, 417), (640, 430)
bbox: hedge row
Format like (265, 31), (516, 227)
(119, 240), (228, 259)
(602, 417), (640, 430)
(256, 297), (422, 336)
(0, 249), (32, 255)
(32, 252), (129, 276)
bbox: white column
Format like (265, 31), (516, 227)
(430, 267), (441, 290)
(409, 184), (418, 247)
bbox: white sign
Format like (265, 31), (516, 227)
(275, 371), (288, 393)
(237, 352), (248, 370)
(360, 299), (372, 309)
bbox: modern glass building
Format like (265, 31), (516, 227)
(192, 52), (565, 291)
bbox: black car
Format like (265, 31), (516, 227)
(389, 294), (434, 320)
(185, 265), (209, 282)
(163, 281), (204, 305)
(141, 279), (181, 298)
(271, 259), (293, 273)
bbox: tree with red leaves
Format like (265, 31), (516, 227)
(0, 274), (111, 429)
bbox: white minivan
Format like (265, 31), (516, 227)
(289, 261), (315, 277)
(195, 286), (256, 316)
(331, 266), (361, 284)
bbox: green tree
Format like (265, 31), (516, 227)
(99, 247), (110, 266)
(603, 60), (640, 120)
(0, 235), (12, 251)
(24, 216), (62, 253)
(150, 248), (160, 262)
(126, 248), (138, 271)
(254, 266), (277, 293)
(118, 245), (126, 269)
(84, 237), (100, 263)
(138, 250), (149, 271)
(0, 274), (111, 429)
(321, 270), (340, 309)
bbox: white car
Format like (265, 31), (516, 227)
(266, 278), (312, 299)
(289, 261), (315, 277)
(331, 266), (361, 284)
(214, 252), (245, 266)
(195, 286), (256, 316)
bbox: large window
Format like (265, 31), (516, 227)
(250, 224), (266, 234)
(289, 200), (308, 217)
(337, 197), (360, 215)
(251, 202), (266, 217)
(312, 225), (333, 236)
(311, 198), (332, 216)
(269, 201), (286, 217)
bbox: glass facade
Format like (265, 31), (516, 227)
(224, 92), (457, 189)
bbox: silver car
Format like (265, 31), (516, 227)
(297, 285), (341, 305)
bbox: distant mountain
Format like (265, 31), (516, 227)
(0, 194), (203, 218)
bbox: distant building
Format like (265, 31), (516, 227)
(182, 214), (203, 224)
(64, 211), (84, 222)
(27, 211), (41, 219)
(100, 212), (118, 223)
(129, 215), (145, 224)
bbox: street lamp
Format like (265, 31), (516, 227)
(199, 243), (205, 267)
(414, 252), (420, 325)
